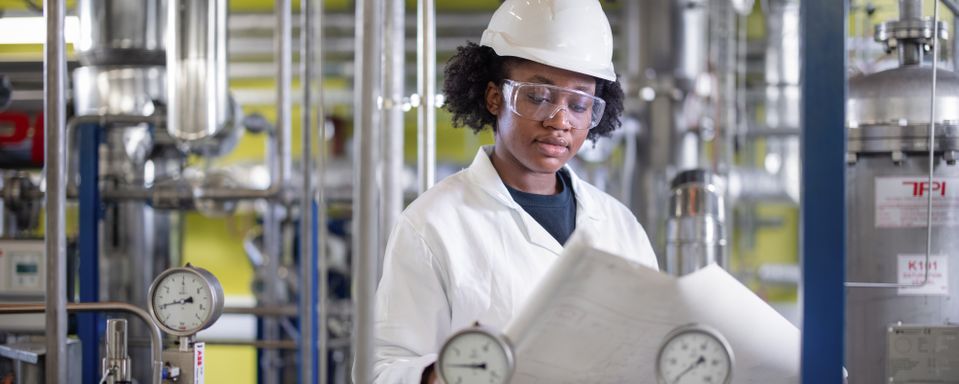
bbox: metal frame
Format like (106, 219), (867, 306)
(800, 0), (847, 382)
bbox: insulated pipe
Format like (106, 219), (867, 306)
(382, 0), (405, 267)
(353, 0), (383, 381)
(299, 0), (319, 380)
(43, 0), (68, 382)
(166, 0), (231, 142)
(0, 302), (163, 384)
(417, 0), (436, 193)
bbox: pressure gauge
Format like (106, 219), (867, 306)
(148, 264), (224, 336)
(656, 324), (734, 384)
(438, 324), (515, 384)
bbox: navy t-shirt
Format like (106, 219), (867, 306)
(504, 170), (577, 245)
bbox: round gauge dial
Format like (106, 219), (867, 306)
(656, 324), (734, 384)
(438, 325), (515, 384)
(148, 265), (224, 336)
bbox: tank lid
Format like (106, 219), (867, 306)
(848, 66), (959, 126)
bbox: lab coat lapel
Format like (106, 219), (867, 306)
(465, 146), (564, 256)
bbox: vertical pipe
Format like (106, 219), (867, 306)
(78, 123), (101, 384)
(43, 0), (68, 382)
(312, 1), (329, 382)
(278, 0), (293, 187)
(625, 0), (642, 85)
(300, 0), (319, 380)
(800, 0), (846, 382)
(382, 0), (405, 267)
(166, 0), (231, 142)
(953, 16), (959, 72)
(417, 0), (436, 193)
(260, 0), (293, 382)
(353, 0), (382, 381)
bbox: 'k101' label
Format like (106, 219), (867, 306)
(875, 177), (959, 228)
(897, 255), (949, 296)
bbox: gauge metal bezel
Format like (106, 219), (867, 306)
(437, 325), (515, 384)
(147, 265), (225, 337)
(655, 323), (734, 384)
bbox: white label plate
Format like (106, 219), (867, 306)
(897, 255), (949, 296)
(875, 177), (959, 228)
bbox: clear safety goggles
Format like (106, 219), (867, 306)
(501, 79), (606, 130)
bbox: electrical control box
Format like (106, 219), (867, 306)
(0, 239), (46, 333)
(0, 239), (45, 297)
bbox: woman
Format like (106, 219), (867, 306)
(371, 0), (658, 382)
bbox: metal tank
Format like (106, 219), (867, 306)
(845, 1), (959, 383)
(665, 169), (727, 275)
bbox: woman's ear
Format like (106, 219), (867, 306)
(485, 81), (501, 116)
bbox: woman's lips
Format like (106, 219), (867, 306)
(535, 137), (569, 157)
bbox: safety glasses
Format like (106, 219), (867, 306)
(501, 79), (606, 130)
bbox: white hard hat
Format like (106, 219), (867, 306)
(480, 0), (617, 82)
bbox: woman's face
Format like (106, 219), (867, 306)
(485, 61), (596, 177)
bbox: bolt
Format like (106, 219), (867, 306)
(892, 151), (906, 165)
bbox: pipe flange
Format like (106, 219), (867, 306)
(847, 122), (959, 153)
(875, 19), (948, 51)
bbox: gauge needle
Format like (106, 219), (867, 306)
(160, 296), (194, 309)
(671, 355), (705, 383)
(447, 363), (487, 370)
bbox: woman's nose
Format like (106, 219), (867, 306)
(542, 104), (573, 130)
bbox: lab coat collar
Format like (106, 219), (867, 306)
(465, 146), (605, 255)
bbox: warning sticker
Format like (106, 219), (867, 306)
(195, 342), (205, 383)
(875, 177), (959, 228)
(897, 255), (949, 296)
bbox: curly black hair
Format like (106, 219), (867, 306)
(442, 42), (625, 141)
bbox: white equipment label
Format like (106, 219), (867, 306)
(897, 255), (949, 296)
(875, 177), (959, 228)
(195, 342), (205, 383)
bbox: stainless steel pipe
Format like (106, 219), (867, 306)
(353, 0), (383, 381)
(222, 306), (299, 316)
(382, 0), (406, 271)
(315, 2), (330, 379)
(417, 0), (436, 193)
(0, 302), (163, 384)
(43, 0), (68, 382)
(300, 0), (320, 380)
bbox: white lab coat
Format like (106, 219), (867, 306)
(371, 146), (658, 383)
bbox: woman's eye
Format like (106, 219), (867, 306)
(525, 93), (549, 103)
(569, 103), (589, 113)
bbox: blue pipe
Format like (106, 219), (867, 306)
(800, 0), (847, 382)
(77, 123), (102, 384)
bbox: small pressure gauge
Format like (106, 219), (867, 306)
(438, 324), (515, 384)
(656, 324), (734, 384)
(148, 264), (224, 337)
